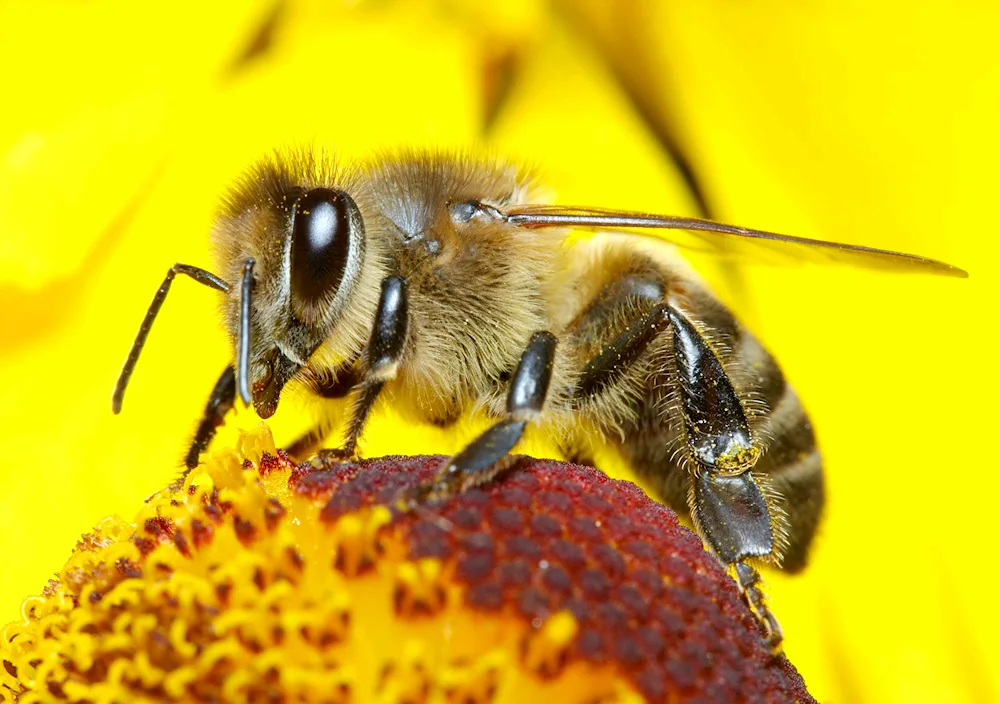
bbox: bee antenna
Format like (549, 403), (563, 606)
(236, 258), (256, 406)
(112, 264), (230, 414)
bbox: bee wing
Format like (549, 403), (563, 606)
(501, 204), (968, 278)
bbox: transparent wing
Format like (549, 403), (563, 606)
(501, 204), (967, 278)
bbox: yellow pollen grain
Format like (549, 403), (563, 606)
(523, 610), (579, 676)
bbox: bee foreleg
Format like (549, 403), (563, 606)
(183, 365), (237, 469)
(403, 331), (558, 505)
(312, 276), (409, 467)
(151, 365), (237, 500)
(670, 303), (783, 648)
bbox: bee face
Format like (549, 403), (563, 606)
(213, 160), (367, 418)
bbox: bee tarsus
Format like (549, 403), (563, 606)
(336, 381), (385, 461)
(299, 275), (410, 466)
(734, 561), (784, 651)
(283, 360), (360, 460)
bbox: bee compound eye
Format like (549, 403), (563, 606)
(290, 188), (362, 305)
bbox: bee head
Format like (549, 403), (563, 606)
(214, 158), (368, 419)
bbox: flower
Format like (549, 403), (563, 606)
(1, 2), (996, 703)
(0, 427), (813, 702)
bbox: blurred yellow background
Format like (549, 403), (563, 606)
(1, 1), (997, 702)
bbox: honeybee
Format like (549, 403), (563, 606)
(112, 150), (966, 649)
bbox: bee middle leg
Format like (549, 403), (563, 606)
(308, 276), (409, 468)
(402, 330), (558, 505)
(284, 359), (361, 461)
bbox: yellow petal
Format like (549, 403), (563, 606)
(0, 0), (276, 288)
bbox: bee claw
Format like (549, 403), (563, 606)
(308, 447), (356, 470)
(391, 483), (456, 534)
(145, 478), (186, 504)
(395, 480), (437, 510)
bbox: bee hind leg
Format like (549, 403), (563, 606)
(402, 331), (558, 506)
(567, 287), (786, 649)
(670, 304), (785, 649)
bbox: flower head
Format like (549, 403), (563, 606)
(1, 428), (813, 703)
